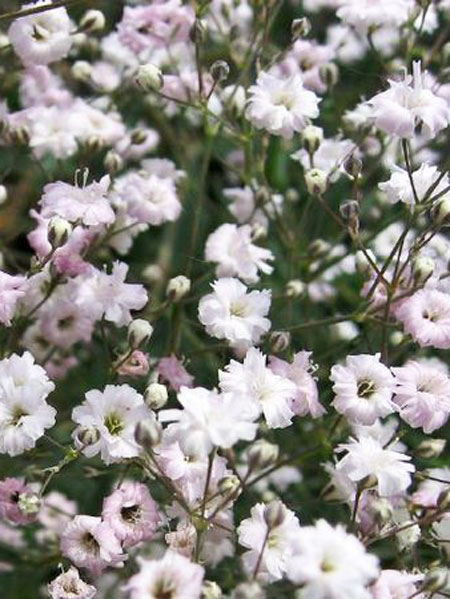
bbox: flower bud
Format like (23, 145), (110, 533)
(203, 581), (222, 599)
(135, 418), (162, 450)
(432, 197), (450, 226)
(264, 500), (286, 528)
(416, 438), (446, 459)
(76, 426), (101, 447)
(48, 217), (72, 249)
(136, 64), (164, 92)
(104, 150), (124, 174)
(72, 60), (92, 82)
(371, 497), (393, 526)
(142, 264), (164, 283)
(248, 439), (279, 470)
(18, 492), (40, 516)
(131, 129), (148, 145)
(413, 255), (435, 284)
(128, 319), (154, 348)
(390, 331), (404, 346)
(218, 474), (241, 496)
(231, 582), (265, 599)
(0, 185), (7, 205)
(210, 60), (230, 83)
(190, 19), (206, 43)
(291, 17), (311, 40)
(421, 569), (448, 593)
(285, 188), (299, 203)
(285, 279), (305, 298)
(301, 125), (323, 155)
(305, 168), (327, 195)
(9, 126), (30, 145)
(144, 382), (168, 410)
(85, 135), (104, 152)
(309, 238), (331, 257)
(343, 154), (362, 179)
(437, 487), (450, 512)
(166, 275), (191, 301)
(269, 331), (290, 353)
(319, 63), (339, 88)
(80, 9), (105, 32)
(340, 200), (360, 236)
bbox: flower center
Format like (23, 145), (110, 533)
(320, 559), (335, 573)
(82, 532), (99, 555)
(230, 301), (248, 317)
(32, 23), (50, 42)
(58, 315), (75, 330)
(121, 504), (141, 524)
(423, 309), (438, 322)
(273, 91), (295, 109)
(11, 406), (28, 426)
(357, 379), (376, 399)
(104, 412), (124, 436)
(153, 578), (175, 599)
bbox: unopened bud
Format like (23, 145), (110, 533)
(340, 200), (360, 236)
(104, 150), (124, 174)
(319, 63), (339, 88)
(210, 60), (230, 83)
(48, 217), (72, 249)
(305, 168), (327, 195)
(269, 331), (290, 353)
(144, 382), (168, 410)
(413, 255), (434, 284)
(308, 238), (331, 257)
(202, 581), (222, 599)
(254, 186), (271, 206)
(285, 188), (299, 203)
(0, 185), (7, 205)
(416, 438), (446, 459)
(285, 279), (305, 298)
(80, 9), (105, 32)
(72, 60), (92, 82)
(9, 126), (30, 145)
(264, 500), (286, 528)
(421, 569), (448, 593)
(131, 129), (148, 145)
(85, 135), (104, 152)
(301, 125), (323, 155)
(432, 197), (450, 226)
(343, 154), (362, 179)
(390, 331), (404, 346)
(218, 474), (241, 496)
(76, 426), (100, 447)
(190, 19), (206, 43)
(18, 492), (40, 515)
(128, 319), (154, 348)
(142, 264), (164, 283)
(248, 439), (279, 470)
(232, 582), (265, 599)
(437, 488), (450, 511)
(135, 418), (162, 450)
(291, 17), (311, 40)
(136, 64), (164, 92)
(166, 275), (191, 301)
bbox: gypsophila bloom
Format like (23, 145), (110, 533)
(330, 354), (397, 425)
(72, 385), (152, 465)
(336, 436), (414, 497)
(157, 355), (194, 392)
(205, 224), (274, 283)
(219, 347), (297, 428)
(0, 352), (56, 456)
(102, 482), (160, 548)
(238, 501), (301, 583)
(395, 289), (450, 349)
(198, 278), (271, 350)
(392, 362), (450, 433)
(379, 163), (449, 207)
(336, 0), (413, 33)
(245, 71), (320, 139)
(8, 1), (73, 66)
(60, 515), (126, 576)
(48, 567), (96, 599)
(369, 62), (450, 139)
(0, 478), (37, 525)
(286, 519), (379, 599)
(371, 570), (425, 599)
(0, 272), (28, 326)
(412, 467), (450, 507)
(123, 550), (204, 599)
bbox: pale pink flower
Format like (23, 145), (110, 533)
(392, 361), (450, 432)
(157, 355), (194, 392)
(246, 71), (320, 139)
(117, 350), (150, 378)
(395, 289), (450, 349)
(8, 1), (72, 66)
(40, 175), (114, 227)
(269, 351), (325, 418)
(370, 570), (424, 599)
(205, 224), (274, 284)
(165, 523), (197, 559)
(330, 354), (397, 425)
(379, 163), (449, 207)
(37, 491), (77, 541)
(48, 566), (96, 599)
(412, 467), (450, 508)
(124, 550), (204, 599)
(0, 271), (28, 326)
(0, 478), (36, 525)
(337, 0), (413, 32)
(60, 515), (126, 576)
(102, 482), (160, 548)
(39, 299), (95, 349)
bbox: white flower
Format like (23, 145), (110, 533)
(219, 347), (297, 428)
(0, 352), (56, 456)
(369, 61), (450, 139)
(198, 278), (271, 350)
(336, 436), (414, 497)
(8, 1), (73, 66)
(330, 354), (397, 425)
(238, 501), (301, 583)
(378, 163), (449, 207)
(286, 519), (379, 599)
(124, 550), (204, 599)
(159, 386), (257, 459)
(48, 566), (96, 599)
(72, 384), (152, 465)
(205, 224), (274, 283)
(291, 136), (354, 178)
(337, 0), (413, 33)
(246, 71), (320, 139)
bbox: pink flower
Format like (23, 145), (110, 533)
(0, 478), (37, 525)
(157, 355), (194, 392)
(102, 482), (160, 548)
(395, 289), (450, 349)
(117, 350), (150, 378)
(60, 515), (126, 576)
(48, 566), (96, 599)
(370, 570), (424, 599)
(269, 352), (325, 418)
(0, 271), (27, 326)
(393, 361), (450, 433)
